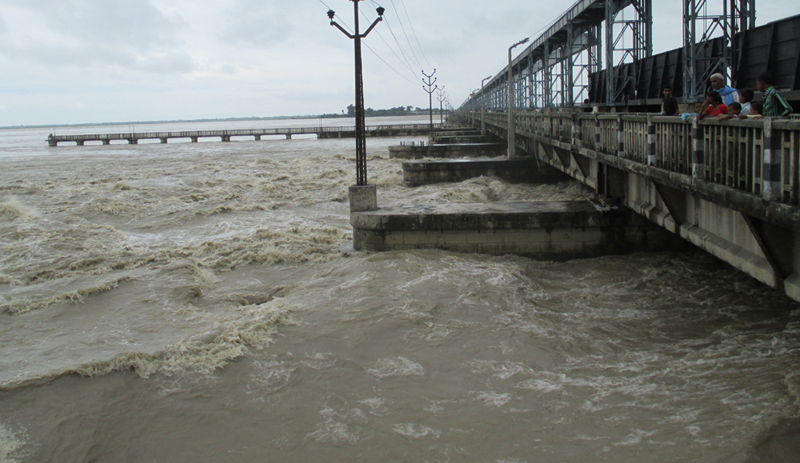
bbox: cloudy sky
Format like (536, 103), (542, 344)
(1, 0), (797, 126)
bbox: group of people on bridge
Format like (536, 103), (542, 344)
(661, 71), (793, 121)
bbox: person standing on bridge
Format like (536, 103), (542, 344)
(709, 73), (740, 106)
(757, 72), (793, 118)
(661, 86), (679, 116)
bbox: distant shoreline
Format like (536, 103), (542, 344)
(1, 112), (438, 131)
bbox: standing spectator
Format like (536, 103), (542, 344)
(698, 91), (728, 120)
(661, 86), (679, 116)
(709, 73), (740, 106)
(757, 72), (793, 118)
(738, 88), (754, 116)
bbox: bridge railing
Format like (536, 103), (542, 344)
(50, 123), (443, 142)
(477, 111), (800, 205)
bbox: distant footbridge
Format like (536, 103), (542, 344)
(47, 123), (442, 147)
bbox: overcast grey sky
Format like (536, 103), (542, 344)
(1, 0), (797, 126)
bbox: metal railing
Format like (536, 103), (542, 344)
(477, 111), (800, 205)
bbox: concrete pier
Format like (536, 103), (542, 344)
(351, 201), (680, 259)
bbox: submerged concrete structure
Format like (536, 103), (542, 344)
(351, 201), (680, 259)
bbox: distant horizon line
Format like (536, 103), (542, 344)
(1, 111), (436, 131)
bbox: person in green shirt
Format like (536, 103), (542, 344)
(756, 72), (793, 117)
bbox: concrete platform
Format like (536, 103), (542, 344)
(389, 143), (507, 159)
(351, 201), (681, 259)
(402, 157), (570, 186)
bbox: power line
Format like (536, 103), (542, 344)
(388, 0), (424, 70)
(398, 0), (433, 70)
(361, 41), (423, 86)
(357, 6), (419, 82)
(380, 16), (423, 82)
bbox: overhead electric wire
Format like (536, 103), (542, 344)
(357, 6), (420, 82)
(397, 0), (434, 70)
(361, 41), (424, 86)
(368, 0), (425, 74)
(387, 0), (424, 71)
(377, 15), (424, 82)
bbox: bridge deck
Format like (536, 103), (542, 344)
(47, 123), (443, 146)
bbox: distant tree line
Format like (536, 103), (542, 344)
(318, 105), (430, 118)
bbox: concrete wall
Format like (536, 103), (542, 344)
(351, 201), (682, 260)
(402, 158), (570, 186)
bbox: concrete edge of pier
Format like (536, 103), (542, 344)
(388, 143), (507, 159)
(350, 200), (685, 259)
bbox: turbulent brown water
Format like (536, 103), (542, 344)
(1, 116), (798, 462)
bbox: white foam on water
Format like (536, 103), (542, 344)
(307, 406), (369, 445)
(72, 298), (294, 380)
(471, 391), (513, 408)
(367, 356), (426, 379)
(0, 196), (40, 221)
(358, 398), (391, 417)
(392, 423), (440, 440)
(0, 425), (25, 463)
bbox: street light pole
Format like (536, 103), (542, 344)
(481, 75), (492, 136)
(328, 2), (384, 186)
(507, 37), (529, 158)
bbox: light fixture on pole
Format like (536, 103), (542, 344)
(507, 37), (529, 158)
(327, 2), (385, 212)
(481, 75), (492, 136)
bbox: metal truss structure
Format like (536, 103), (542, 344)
(464, 0), (777, 112)
(682, 0), (756, 101)
(468, 0), (651, 112)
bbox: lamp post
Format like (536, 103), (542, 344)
(507, 37), (529, 158)
(328, 2), (384, 190)
(481, 75), (492, 136)
(470, 90), (477, 125)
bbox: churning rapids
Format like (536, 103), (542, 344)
(1, 116), (798, 462)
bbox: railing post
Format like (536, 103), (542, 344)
(572, 114), (582, 147)
(762, 118), (782, 201)
(617, 115), (624, 157)
(647, 115), (656, 167)
(692, 118), (704, 179)
(595, 115), (601, 149)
